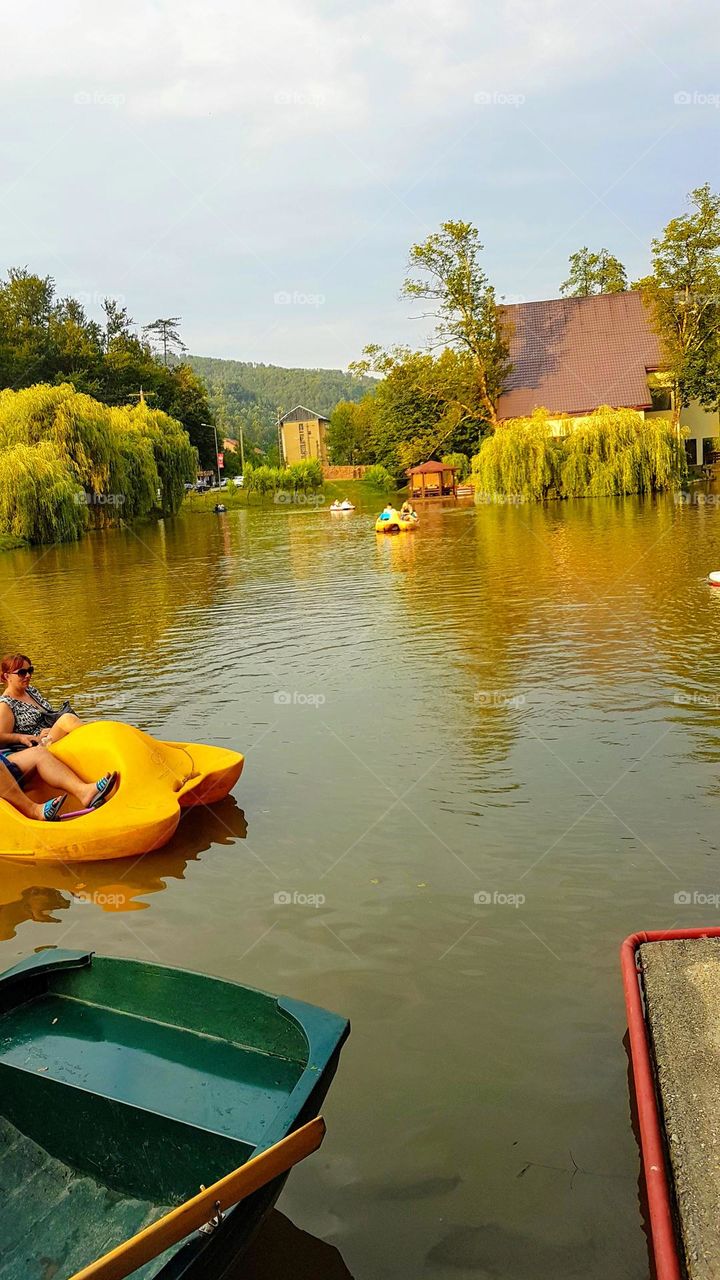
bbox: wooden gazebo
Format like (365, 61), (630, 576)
(407, 460), (457, 500)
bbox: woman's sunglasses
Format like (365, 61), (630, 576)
(14, 667), (34, 678)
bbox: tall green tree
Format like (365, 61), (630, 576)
(351, 346), (492, 474)
(635, 184), (720, 421)
(401, 220), (512, 426)
(560, 247), (627, 296)
(142, 317), (187, 367)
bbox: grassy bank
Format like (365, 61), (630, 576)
(0, 534), (28, 552)
(183, 477), (403, 514)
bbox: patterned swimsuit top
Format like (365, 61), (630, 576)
(0, 685), (54, 736)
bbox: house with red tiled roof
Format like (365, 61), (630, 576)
(498, 292), (719, 466)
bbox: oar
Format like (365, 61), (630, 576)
(69, 1116), (326, 1280)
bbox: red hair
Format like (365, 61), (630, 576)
(1, 654), (32, 682)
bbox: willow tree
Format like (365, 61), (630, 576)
(127, 402), (196, 515)
(472, 411), (559, 501)
(561, 407), (686, 496)
(0, 383), (197, 543)
(472, 406), (685, 502)
(0, 440), (86, 543)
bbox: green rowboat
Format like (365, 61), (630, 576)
(0, 950), (349, 1279)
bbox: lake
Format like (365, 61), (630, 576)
(2, 488), (720, 1279)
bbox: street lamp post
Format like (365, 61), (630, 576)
(202, 423), (222, 488)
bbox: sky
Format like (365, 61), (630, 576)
(0, 0), (718, 369)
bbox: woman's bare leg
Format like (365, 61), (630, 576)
(42, 713), (83, 745)
(11, 746), (98, 808)
(0, 761), (45, 820)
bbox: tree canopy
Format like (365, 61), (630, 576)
(0, 383), (196, 544)
(560, 248), (627, 296)
(0, 270), (216, 464)
(402, 220), (512, 426)
(635, 184), (720, 416)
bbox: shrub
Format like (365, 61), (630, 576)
(363, 463), (396, 493)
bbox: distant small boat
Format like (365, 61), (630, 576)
(330, 501), (355, 512)
(214, 503), (227, 513)
(709, 571), (720, 586)
(0, 949), (350, 1280)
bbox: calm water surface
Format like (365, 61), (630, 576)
(2, 491), (720, 1279)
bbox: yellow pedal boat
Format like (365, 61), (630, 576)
(375, 510), (418, 533)
(0, 721), (244, 863)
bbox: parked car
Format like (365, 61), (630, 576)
(233, 475), (244, 487)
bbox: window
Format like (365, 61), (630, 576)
(649, 385), (673, 412)
(685, 439), (698, 465)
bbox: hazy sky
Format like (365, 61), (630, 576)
(1, 1), (718, 368)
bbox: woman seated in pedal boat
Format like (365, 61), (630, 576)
(0, 654), (83, 748)
(0, 743), (117, 823)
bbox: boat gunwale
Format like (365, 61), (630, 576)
(620, 927), (720, 1280)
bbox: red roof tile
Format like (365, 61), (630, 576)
(407, 460), (450, 473)
(497, 292), (664, 419)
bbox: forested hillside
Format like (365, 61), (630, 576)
(188, 355), (375, 459)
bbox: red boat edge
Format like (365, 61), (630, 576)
(621, 927), (720, 1280)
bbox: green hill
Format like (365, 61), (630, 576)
(188, 355), (375, 459)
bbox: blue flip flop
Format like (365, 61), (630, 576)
(88, 771), (118, 811)
(43, 795), (67, 822)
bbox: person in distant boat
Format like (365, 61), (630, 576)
(400, 501), (416, 520)
(0, 741), (117, 822)
(380, 504), (395, 519)
(0, 654), (83, 748)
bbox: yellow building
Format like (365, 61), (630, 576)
(279, 406), (329, 466)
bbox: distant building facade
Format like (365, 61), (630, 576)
(498, 292), (719, 466)
(279, 406), (330, 466)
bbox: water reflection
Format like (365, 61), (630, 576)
(239, 1211), (354, 1279)
(0, 800), (248, 941)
